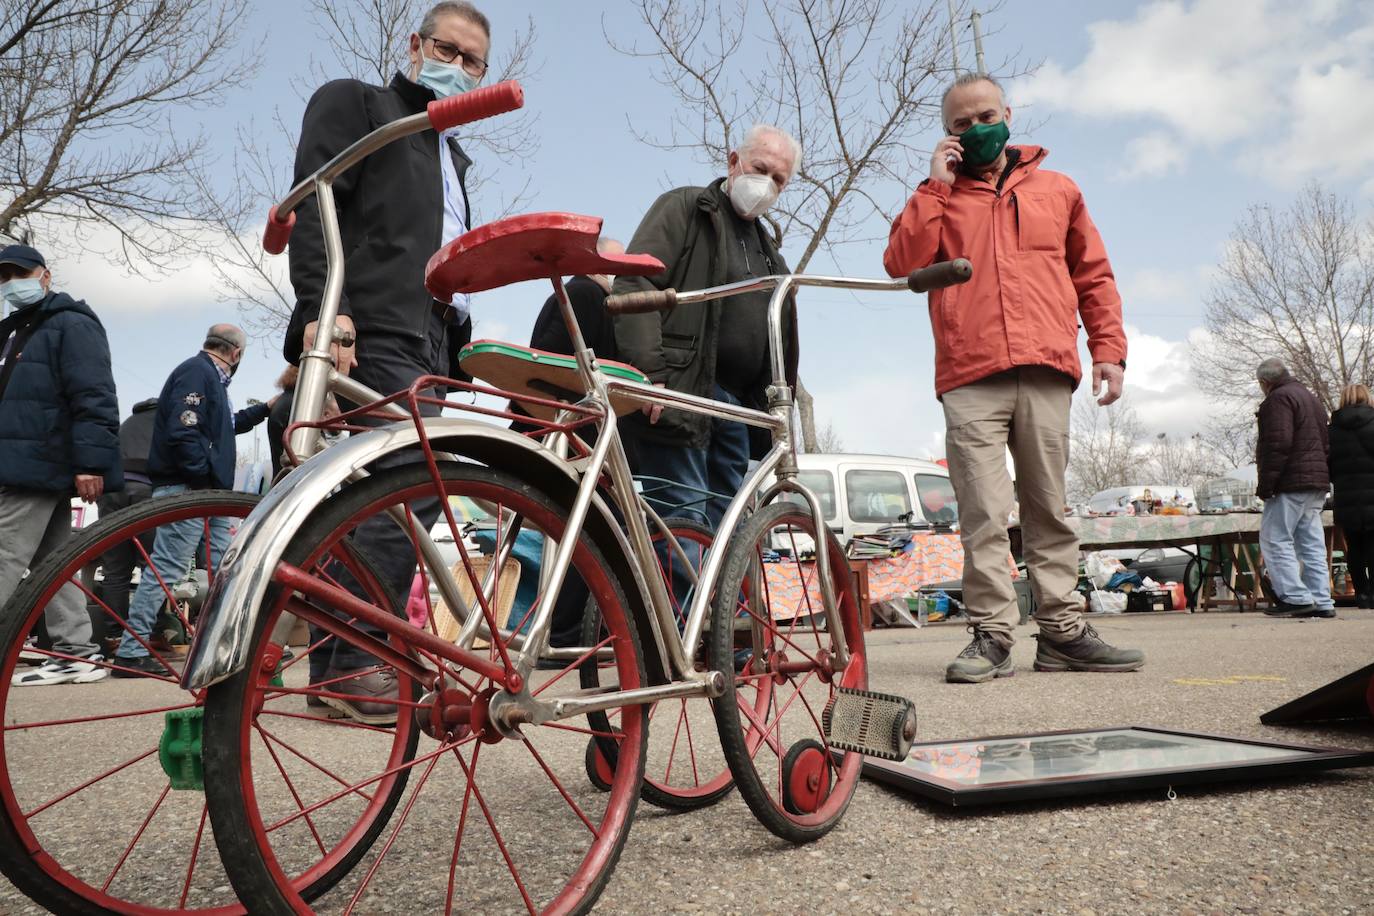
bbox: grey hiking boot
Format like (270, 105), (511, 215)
(1034, 624), (1144, 673)
(945, 629), (1014, 684)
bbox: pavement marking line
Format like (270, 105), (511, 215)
(1170, 675), (1288, 686)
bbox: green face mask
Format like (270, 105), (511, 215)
(958, 120), (1010, 168)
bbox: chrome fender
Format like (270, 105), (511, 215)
(182, 418), (663, 689)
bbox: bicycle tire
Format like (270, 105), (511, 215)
(708, 501), (867, 844)
(0, 491), (271, 914)
(202, 461), (648, 915)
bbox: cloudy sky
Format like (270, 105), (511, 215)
(42, 0), (1374, 465)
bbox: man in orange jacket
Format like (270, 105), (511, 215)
(884, 73), (1144, 683)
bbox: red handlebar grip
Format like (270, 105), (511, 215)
(604, 289), (679, 315)
(427, 80), (525, 133)
(263, 206), (296, 255)
(907, 258), (973, 293)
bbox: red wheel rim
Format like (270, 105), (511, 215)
(224, 472), (646, 914)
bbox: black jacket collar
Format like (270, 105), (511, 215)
(390, 71), (437, 113)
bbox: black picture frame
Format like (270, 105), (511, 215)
(1260, 662), (1374, 726)
(857, 726), (1374, 807)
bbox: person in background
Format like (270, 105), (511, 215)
(612, 125), (801, 530)
(92, 397), (159, 648)
(1255, 357), (1335, 618)
(529, 237), (624, 360)
(882, 72), (1142, 683)
(1327, 383), (1374, 607)
(287, 0), (489, 723)
(0, 244), (121, 687)
(112, 324), (275, 675)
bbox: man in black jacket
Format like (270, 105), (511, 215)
(1255, 357), (1335, 618)
(113, 325), (274, 675)
(0, 244), (121, 687)
(612, 125), (801, 529)
(287, 0), (491, 723)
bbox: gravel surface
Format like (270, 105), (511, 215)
(1, 608), (1371, 914)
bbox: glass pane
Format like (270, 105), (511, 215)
(914, 473), (958, 525)
(845, 469), (911, 523)
(779, 470), (836, 520)
(899, 728), (1307, 786)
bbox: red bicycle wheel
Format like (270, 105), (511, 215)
(581, 517), (752, 810)
(0, 491), (321, 914)
(202, 461), (647, 914)
(708, 502), (867, 843)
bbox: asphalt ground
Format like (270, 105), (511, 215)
(1, 608), (1371, 914)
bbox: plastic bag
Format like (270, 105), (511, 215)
(1085, 552), (1126, 589)
(1088, 591), (1127, 614)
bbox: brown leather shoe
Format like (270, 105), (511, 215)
(320, 668), (399, 726)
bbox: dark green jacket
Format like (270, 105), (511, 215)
(612, 180), (799, 456)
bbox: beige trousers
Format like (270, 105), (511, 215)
(942, 366), (1085, 646)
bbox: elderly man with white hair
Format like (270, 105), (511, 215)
(612, 124), (802, 529)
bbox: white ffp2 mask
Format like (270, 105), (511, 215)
(727, 173), (779, 220)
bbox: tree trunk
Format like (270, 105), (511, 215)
(796, 376), (819, 453)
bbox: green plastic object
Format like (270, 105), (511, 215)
(159, 707), (205, 791)
(457, 340), (651, 384)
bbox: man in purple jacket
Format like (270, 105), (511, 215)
(1255, 357), (1335, 618)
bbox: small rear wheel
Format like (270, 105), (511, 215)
(708, 501), (867, 843)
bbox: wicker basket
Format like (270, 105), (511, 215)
(433, 555), (523, 643)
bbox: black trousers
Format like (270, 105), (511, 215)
(94, 480), (154, 639)
(309, 313), (454, 678)
(1343, 527), (1374, 603)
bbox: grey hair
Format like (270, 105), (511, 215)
(419, 1), (490, 39)
(595, 237), (623, 255)
(1256, 357), (1289, 383)
(204, 323), (246, 355)
(940, 72), (1006, 127)
(737, 124), (802, 179)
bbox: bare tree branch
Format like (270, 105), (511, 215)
(1, 0), (259, 264)
(610, 0), (1033, 449)
(1193, 182), (1374, 413)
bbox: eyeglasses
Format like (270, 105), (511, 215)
(423, 36), (487, 77)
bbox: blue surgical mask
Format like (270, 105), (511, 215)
(418, 57), (479, 99)
(0, 277), (45, 308)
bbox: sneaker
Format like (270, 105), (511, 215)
(1263, 600), (1317, 618)
(12, 654), (110, 686)
(945, 628), (1014, 684)
(1034, 624), (1144, 673)
(320, 668), (398, 726)
(111, 653), (173, 678)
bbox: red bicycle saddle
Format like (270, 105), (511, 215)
(425, 212), (665, 298)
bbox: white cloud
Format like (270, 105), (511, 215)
(1114, 132), (1187, 179)
(1016, 0), (1374, 184)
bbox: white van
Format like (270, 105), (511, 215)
(772, 453), (956, 546)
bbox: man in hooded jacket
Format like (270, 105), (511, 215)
(0, 244), (121, 686)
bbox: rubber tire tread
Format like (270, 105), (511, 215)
(707, 501), (865, 844)
(0, 490), (260, 915)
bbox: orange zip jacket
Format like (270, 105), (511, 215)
(882, 145), (1126, 397)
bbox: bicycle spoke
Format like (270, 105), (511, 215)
(523, 737), (597, 836)
(255, 725), (327, 857)
(25, 746), (159, 818)
(444, 741), (482, 916)
(255, 724), (377, 803)
(178, 802), (211, 909)
(5, 699), (197, 731)
(344, 751), (444, 915)
(449, 743), (537, 914)
(101, 781), (172, 892)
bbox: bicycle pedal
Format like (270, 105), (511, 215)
(823, 687), (916, 761)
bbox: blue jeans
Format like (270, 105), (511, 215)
(1259, 490), (1333, 608)
(119, 484), (232, 658)
(624, 385), (751, 531)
